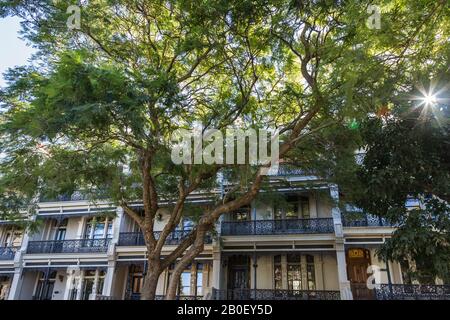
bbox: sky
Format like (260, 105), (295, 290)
(0, 16), (36, 87)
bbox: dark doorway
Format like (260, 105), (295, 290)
(227, 255), (250, 299)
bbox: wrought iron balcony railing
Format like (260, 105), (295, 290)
(39, 190), (109, 202)
(221, 218), (334, 236)
(0, 246), (19, 260)
(26, 238), (111, 254)
(375, 284), (450, 300)
(126, 293), (203, 300)
(118, 231), (213, 246)
(211, 288), (340, 300)
(341, 212), (395, 227)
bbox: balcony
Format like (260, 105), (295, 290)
(125, 293), (203, 300)
(375, 284), (450, 300)
(342, 212), (395, 227)
(26, 238), (111, 254)
(220, 218), (334, 236)
(0, 246), (19, 260)
(211, 288), (340, 300)
(118, 230), (213, 246)
(39, 190), (109, 202)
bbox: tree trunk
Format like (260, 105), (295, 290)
(165, 264), (183, 300)
(140, 254), (163, 300)
(166, 241), (205, 300)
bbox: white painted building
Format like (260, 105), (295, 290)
(0, 170), (446, 300)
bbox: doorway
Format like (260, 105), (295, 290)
(346, 248), (374, 300)
(227, 255), (250, 299)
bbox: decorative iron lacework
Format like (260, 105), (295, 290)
(26, 238), (111, 254)
(375, 284), (450, 300)
(118, 231), (213, 246)
(125, 293), (203, 300)
(341, 212), (395, 227)
(221, 218), (334, 236)
(0, 246), (19, 260)
(211, 288), (340, 300)
(39, 189), (109, 202)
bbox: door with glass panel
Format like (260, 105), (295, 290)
(274, 196), (310, 233)
(83, 217), (113, 249)
(346, 248), (374, 300)
(227, 256), (250, 299)
(81, 270), (105, 300)
(34, 271), (57, 300)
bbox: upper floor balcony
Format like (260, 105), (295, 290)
(0, 246), (19, 260)
(220, 218), (334, 236)
(341, 212), (395, 228)
(39, 190), (109, 203)
(26, 238), (111, 254)
(118, 230), (213, 246)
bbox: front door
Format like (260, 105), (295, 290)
(228, 256), (250, 299)
(346, 248), (374, 300)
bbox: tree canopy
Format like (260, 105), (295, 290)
(1, 0), (449, 298)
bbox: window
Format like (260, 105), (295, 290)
(53, 219), (67, 241)
(179, 272), (191, 296)
(274, 196), (300, 220)
(273, 254), (316, 291)
(84, 217), (113, 239)
(166, 263), (204, 297)
(300, 197), (310, 218)
(128, 265), (144, 298)
(287, 254), (302, 290)
(274, 255), (282, 290)
(196, 264), (203, 296)
(306, 255), (316, 290)
(81, 269), (105, 300)
(231, 207), (250, 221)
(3, 228), (23, 247)
(34, 271), (57, 300)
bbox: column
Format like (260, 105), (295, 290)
(211, 250), (221, 291)
(330, 184), (352, 300)
(63, 269), (74, 300)
(7, 268), (23, 300)
(8, 217), (33, 300)
(102, 261), (116, 297)
(90, 269), (100, 300)
(336, 242), (352, 300)
(309, 193), (318, 218)
(76, 216), (87, 239)
(75, 270), (84, 300)
(111, 206), (124, 245)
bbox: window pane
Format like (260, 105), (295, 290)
(107, 221), (113, 237)
(274, 263), (282, 290)
(196, 272), (203, 296)
(84, 223), (92, 239)
(287, 265), (301, 290)
(179, 272), (191, 295)
(93, 223), (105, 239)
(301, 198), (310, 218)
(285, 201), (298, 219)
